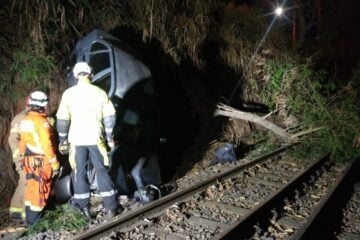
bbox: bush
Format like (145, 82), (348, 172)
(261, 57), (360, 161)
(10, 44), (55, 93)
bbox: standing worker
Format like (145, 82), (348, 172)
(19, 91), (60, 225)
(8, 108), (27, 222)
(56, 62), (119, 220)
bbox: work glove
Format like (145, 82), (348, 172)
(59, 139), (70, 155)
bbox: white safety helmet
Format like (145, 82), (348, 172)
(27, 91), (48, 112)
(73, 62), (92, 78)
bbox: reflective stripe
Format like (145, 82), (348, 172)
(99, 189), (117, 197)
(74, 192), (91, 199)
(10, 207), (23, 213)
(12, 149), (20, 158)
(21, 120), (35, 133)
(10, 123), (21, 133)
(104, 127), (112, 133)
(21, 119), (45, 154)
(26, 143), (44, 154)
(59, 132), (68, 137)
(48, 156), (57, 163)
(26, 144), (45, 154)
(24, 201), (44, 212)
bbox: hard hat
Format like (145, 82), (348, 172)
(28, 91), (48, 108)
(73, 62), (92, 78)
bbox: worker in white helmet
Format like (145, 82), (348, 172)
(56, 62), (119, 220)
(19, 91), (60, 225)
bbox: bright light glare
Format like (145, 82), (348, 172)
(275, 7), (283, 16)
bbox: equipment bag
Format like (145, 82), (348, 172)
(214, 143), (237, 164)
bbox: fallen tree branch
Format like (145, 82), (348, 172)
(289, 126), (324, 139)
(214, 103), (326, 141)
(214, 103), (292, 139)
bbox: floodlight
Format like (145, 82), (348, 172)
(275, 7), (283, 16)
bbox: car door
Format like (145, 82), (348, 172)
(88, 40), (116, 98)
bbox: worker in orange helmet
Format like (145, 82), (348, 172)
(19, 91), (60, 225)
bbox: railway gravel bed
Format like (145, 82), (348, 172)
(2, 145), (358, 240)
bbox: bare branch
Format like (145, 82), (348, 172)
(214, 103), (325, 142)
(214, 103), (292, 139)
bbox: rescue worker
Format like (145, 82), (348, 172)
(8, 108), (27, 221)
(19, 91), (60, 225)
(56, 61), (119, 220)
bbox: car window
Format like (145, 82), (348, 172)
(89, 42), (110, 75)
(93, 73), (111, 93)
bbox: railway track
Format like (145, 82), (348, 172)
(70, 145), (358, 240)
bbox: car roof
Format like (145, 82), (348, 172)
(72, 29), (152, 99)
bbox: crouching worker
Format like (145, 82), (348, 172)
(19, 91), (60, 225)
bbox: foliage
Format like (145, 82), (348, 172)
(10, 44), (55, 93)
(246, 142), (280, 159)
(0, 73), (12, 94)
(3, 0), (359, 163)
(259, 56), (360, 161)
(25, 204), (87, 236)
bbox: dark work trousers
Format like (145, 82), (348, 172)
(73, 145), (118, 211)
(25, 206), (42, 225)
(131, 157), (146, 190)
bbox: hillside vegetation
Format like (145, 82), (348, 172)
(0, 0), (359, 205)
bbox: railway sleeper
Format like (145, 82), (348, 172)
(201, 200), (250, 216)
(142, 228), (188, 240)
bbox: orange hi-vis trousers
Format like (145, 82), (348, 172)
(23, 155), (52, 224)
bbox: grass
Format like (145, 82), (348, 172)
(24, 204), (87, 236)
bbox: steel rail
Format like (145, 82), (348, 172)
(215, 152), (331, 239)
(72, 144), (292, 240)
(292, 158), (359, 240)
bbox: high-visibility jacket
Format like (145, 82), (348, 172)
(19, 111), (59, 211)
(9, 110), (27, 166)
(56, 78), (115, 168)
(8, 110), (27, 217)
(56, 78), (116, 146)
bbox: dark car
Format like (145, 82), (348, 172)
(55, 29), (162, 202)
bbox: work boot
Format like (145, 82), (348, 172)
(81, 207), (91, 220)
(104, 207), (120, 221)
